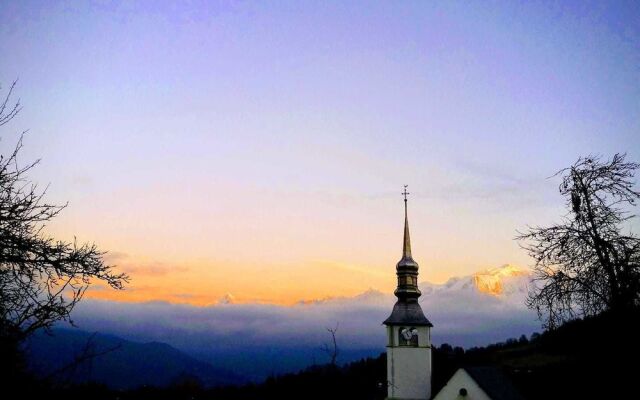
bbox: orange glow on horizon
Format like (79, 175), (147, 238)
(82, 258), (529, 306)
(46, 181), (536, 307)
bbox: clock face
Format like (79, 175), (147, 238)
(400, 327), (418, 342)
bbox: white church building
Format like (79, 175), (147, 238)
(384, 189), (524, 400)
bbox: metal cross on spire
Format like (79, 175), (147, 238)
(401, 184), (412, 259)
(402, 185), (410, 202)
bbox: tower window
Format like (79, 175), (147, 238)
(398, 276), (417, 286)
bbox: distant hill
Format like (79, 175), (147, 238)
(24, 328), (245, 389)
(15, 308), (640, 399)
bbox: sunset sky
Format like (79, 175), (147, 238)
(1, 1), (638, 305)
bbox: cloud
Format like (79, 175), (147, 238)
(406, 159), (555, 210)
(84, 283), (109, 292)
(311, 260), (388, 278)
(102, 252), (189, 277)
(67, 267), (540, 380)
(103, 251), (130, 264)
(120, 263), (190, 276)
(174, 293), (196, 299)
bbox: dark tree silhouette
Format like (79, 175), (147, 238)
(517, 154), (640, 328)
(0, 81), (129, 344)
(321, 323), (339, 366)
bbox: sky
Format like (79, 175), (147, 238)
(1, 1), (639, 305)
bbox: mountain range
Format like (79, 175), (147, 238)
(32, 264), (539, 384)
(25, 328), (245, 389)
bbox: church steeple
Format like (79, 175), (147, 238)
(394, 186), (421, 302)
(383, 185), (432, 326)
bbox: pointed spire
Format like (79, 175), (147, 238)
(383, 185), (431, 326)
(402, 186), (412, 259)
(396, 185), (419, 295)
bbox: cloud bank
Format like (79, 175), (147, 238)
(67, 265), (540, 379)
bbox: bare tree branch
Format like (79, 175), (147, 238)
(0, 80), (22, 127)
(321, 323), (340, 366)
(517, 153), (640, 329)
(1, 81), (129, 343)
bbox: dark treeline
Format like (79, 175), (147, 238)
(434, 308), (640, 399)
(5, 307), (638, 400)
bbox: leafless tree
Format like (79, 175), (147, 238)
(0, 80), (21, 128)
(321, 323), (340, 366)
(0, 80), (129, 344)
(517, 154), (640, 329)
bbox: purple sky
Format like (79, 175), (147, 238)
(0, 1), (639, 304)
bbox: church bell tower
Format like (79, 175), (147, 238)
(383, 186), (433, 400)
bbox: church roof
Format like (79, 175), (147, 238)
(383, 300), (433, 326)
(464, 367), (526, 400)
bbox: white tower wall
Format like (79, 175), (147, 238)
(386, 325), (432, 400)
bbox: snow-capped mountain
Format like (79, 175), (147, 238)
(472, 264), (531, 296)
(303, 264), (532, 305)
(422, 264), (531, 302)
(69, 264), (539, 380)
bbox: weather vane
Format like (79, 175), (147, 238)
(402, 185), (409, 202)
